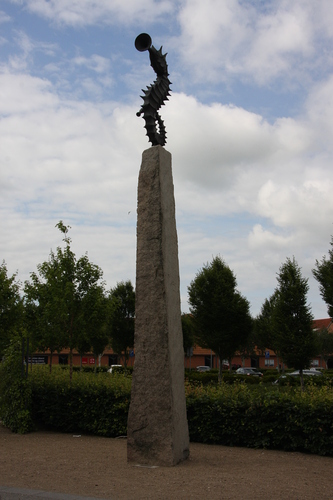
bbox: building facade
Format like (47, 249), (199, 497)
(30, 318), (333, 370)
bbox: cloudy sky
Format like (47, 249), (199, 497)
(1, 0), (333, 318)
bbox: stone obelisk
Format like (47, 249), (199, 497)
(127, 145), (189, 466)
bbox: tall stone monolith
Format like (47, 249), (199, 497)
(127, 145), (189, 466)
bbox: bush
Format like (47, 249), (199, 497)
(186, 370), (218, 384)
(185, 382), (333, 455)
(0, 338), (34, 433)
(30, 366), (131, 436)
(11, 366), (333, 457)
(186, 371), (264, 385)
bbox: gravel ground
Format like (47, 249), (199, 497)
(1, 424), (332, 500)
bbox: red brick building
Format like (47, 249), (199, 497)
(31, 318), (333, 370)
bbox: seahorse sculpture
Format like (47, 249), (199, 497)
(135, 33), (171, 147)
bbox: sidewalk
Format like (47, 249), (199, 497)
(0, 486), (107, 500)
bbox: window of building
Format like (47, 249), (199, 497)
(109, 354), (118, 366)
(265, 359), (274, 367)
(59, 354), (68, 365)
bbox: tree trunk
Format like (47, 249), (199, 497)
(218, 356), (223, 384)
(69, 348), (73, 383)
(300, 369), (305, 392)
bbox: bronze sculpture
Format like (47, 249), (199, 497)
(135, 33), (171, 146)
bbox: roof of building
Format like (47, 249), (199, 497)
(312, 318), (332, 331)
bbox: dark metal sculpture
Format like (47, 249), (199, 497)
(135, 33), (171, 146)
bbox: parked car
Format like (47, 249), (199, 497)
(235, 367), (263, 377)
(107, 364), (123, 374)
(222, 362), (242, 370)
(289, 369), (323, 377)
(273, 369), (323, 384)
(196, 366), (211, 372)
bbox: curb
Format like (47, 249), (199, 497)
(0, 486), (110, 500)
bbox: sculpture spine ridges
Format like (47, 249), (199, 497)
(136, 38), (171, 147)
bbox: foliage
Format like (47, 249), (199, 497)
(0, 262), (23, 358)
(313, 235), (333, 318)
(20, 367), (333, 456)
(30, 365), (131, 436)
(186, 370), (219, 385)
(185, 382), (333, 455)
(272, 257), (317, 389)
(315, 328), (333, 368)
(107, 281), (135, 367)
(188, 256), (252, 381)
(181, 313), (195, 354)
(0, 337), (34, 433)
(24, 222), (107, 380)
(254, 293), (279, 353)
(254, 292), (286, 371)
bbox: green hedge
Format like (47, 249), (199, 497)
(0, 338), (34, 434)
(30, 366), (131, 437)
(3, 366), (333, 457)
(185, 383), (333, 456)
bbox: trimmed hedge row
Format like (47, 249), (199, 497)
(4, 366), (333, 457)
(0, 339), (34, 434)
(186, 383), (333, 456)
(30, 367), (131, 437)
(185, 370), (333, 386)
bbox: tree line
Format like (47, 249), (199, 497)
(1, 222), (333, 388)
(1, 222), (135, 381)
(185, 237), (333, 387)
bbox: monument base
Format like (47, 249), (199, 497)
(127, 145), (189, 466)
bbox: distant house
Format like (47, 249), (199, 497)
(312, 318), (333, 333)
(184, 318), (333, 371)
(29, 318), (333, 370)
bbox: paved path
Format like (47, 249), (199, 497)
(0, 486), (106, 500)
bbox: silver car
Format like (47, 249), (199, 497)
(196, 366), (211, 372)
(289, 369), (323, 377)
(235, 367), (263, 377)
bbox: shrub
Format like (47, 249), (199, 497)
(0, 338), (34, 433)
(186, 371), (218, 384)
(185, 382), (333, 455)
(30, 366), (131, 436)
(10, 365), (333, 457)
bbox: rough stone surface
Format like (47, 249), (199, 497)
(127, 145), (189, 466)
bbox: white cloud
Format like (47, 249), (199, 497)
(2, 0), (333, 319)
(0, 10), (11, 24)
(305, 75), (333, 146)
(72, 55), (110, 74)
(176, 0), (333, 85)
(10, 0), (174, 26)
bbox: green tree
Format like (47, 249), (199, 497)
(181, 313), (195, 355)
(24, 222), (106, 380)
(314, 327), (333, 369)
(0, 261), (23, 358)
(188, 256), (252, 382)
(108, 281), (135, 368)
(254, 292), (284, 371)
(72, 252), (109, 369)
(313, 236), (333, 318)
(74, 281), (109, 370)
(272, 257), (316, 390)
(237, 322), (256, 369)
